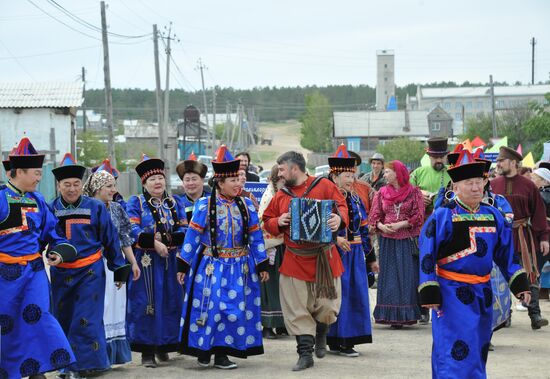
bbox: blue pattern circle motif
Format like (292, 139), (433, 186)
(30, 258), (44, 272)
(483, 287), (493, 308)
(22, 304), (42, 324)
(421, 255), (435, 274)
(474, 237), (488, 257)
(455, 286), (475, 305)
(451, 340), (470, 361)
(0, 263), (22, 281)
(50, 348), (72, 369)
(0, 314), (14, 335)
(19, 358), (40, 377)
(425, 219), (436, 238)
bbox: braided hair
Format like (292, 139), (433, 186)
(208, 178), (249, 258)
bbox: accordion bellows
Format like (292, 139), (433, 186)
(290, 198), (334, 243)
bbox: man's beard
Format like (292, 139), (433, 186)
(500, 167), (511, 176)
(285, 176), (297, 187)
(433, 162), (444, 171)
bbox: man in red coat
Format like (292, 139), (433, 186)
(492, 146), (550, 330)
(262, 151), (348, 371)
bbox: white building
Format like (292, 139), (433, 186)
(406, 84), (550, 133)
(0, 82), (83, 162)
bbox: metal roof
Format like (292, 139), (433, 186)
(420, 84), (550, 99)
(0, 81), (84, 108)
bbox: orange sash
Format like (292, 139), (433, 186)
(0, 252), (41, 265)
(57, 250), (102, 269)
(436, 266), (490, 284)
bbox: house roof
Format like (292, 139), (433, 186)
(333, 110), (430, 138)
(0, 81), (84, 108)
(420, 84), (550, 99)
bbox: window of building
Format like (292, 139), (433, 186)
(456, 102), (463, 109)
(466, 102), (472, 109)
(476, 101), (483, 109)
(384, 77), (387, 82)
(444, 102), (451, 109)
(496, 100), (505, 108)
(455, 113), (462, 121)
(384, 64), (387, 68)
(432, 122), (441, 131)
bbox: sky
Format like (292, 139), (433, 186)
(1, 0), (550, 91)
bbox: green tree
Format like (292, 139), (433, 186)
(524, 93), (550, 159)
(78, 131), (107, 167)
(461, 113), (493, 143)
(299, 91), (333, 152)
(376, 138), (426, 164)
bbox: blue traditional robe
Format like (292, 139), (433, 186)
(178, 194), (269, 358)
(49, 196), (128, 373)
(0, 183), (77, 379)
(419, 199), (529, 379)
(125, 193), (186, 352)
(174, 190), (211, 225)
(327, 192), (374, 348)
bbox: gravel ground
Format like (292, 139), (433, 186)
(45, 294), (550, 379)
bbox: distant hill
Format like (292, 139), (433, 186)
(83, 81), (516, 123)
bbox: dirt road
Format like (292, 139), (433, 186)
(47, 298), (550, 379)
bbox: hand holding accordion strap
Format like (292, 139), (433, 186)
(287, 244), (337, 300)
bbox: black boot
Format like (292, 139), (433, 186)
(214, 354), (237, 369)
(156, 352), (169, 362)
(292, 335), (314, 371)
(315, 322), (328, 358)
(528, 286), (548, 330)
(141, 351), (157, 368)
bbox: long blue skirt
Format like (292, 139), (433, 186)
(50, 258), (109, 372)
(374, 236), (420, 325)
(327, 243), (372, 347)
(0, 259), (75, 379)
(431, 277), (492, 379)
(126, 248), (183, 352)
(180, 253), (264, 358)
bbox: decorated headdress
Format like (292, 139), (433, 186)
(9, 137), (45, 169)
(135, 154), (165, 184)
(2, 146), (16, 172)
(51, 153), (86, 181)
(176, 151), (207, 179)
(447, 144), (464, 167)
(212, 145), (240, 178)
(447, 150), (486, 183)
(473, 148), (492, 177)
(93, 158), (119, 179)
(328, 144), (356, 174)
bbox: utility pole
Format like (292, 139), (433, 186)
(81, 67), (87, 134)
(212, 86), (216, 149)
(490, 75), (497, 139)
(197, 58), (209, 155)
(531, 37), (536, 85)
(224, 101), (231, 144)
(153, 24), (164, 161)
(161, 22), (172, 178)
(100, 1), (116, 166)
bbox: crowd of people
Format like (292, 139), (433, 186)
(0, 135), (548, 379)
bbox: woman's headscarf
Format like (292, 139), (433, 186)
(83, 170), (115, 197)
(379, 160), (413, 206)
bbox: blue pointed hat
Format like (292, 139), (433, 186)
(328, 144), (356, 174)
(52, 153), (86, 181)
(447, 150), (486, 182)
(212, 145), (240, 178)
(93, 158), (119, 178)
(9, 137), (45, 169)
(135, 153), (165, 183)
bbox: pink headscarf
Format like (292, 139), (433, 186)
(379, 160), (413, 206)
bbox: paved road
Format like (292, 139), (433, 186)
(46, 296), (550, 379)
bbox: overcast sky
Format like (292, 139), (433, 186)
(1, 0), (549, 90)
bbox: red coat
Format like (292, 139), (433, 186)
(262, 175), (348, 281)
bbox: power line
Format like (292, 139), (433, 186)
(0, 39), (36, 81)
(0, 44), (99, 60)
